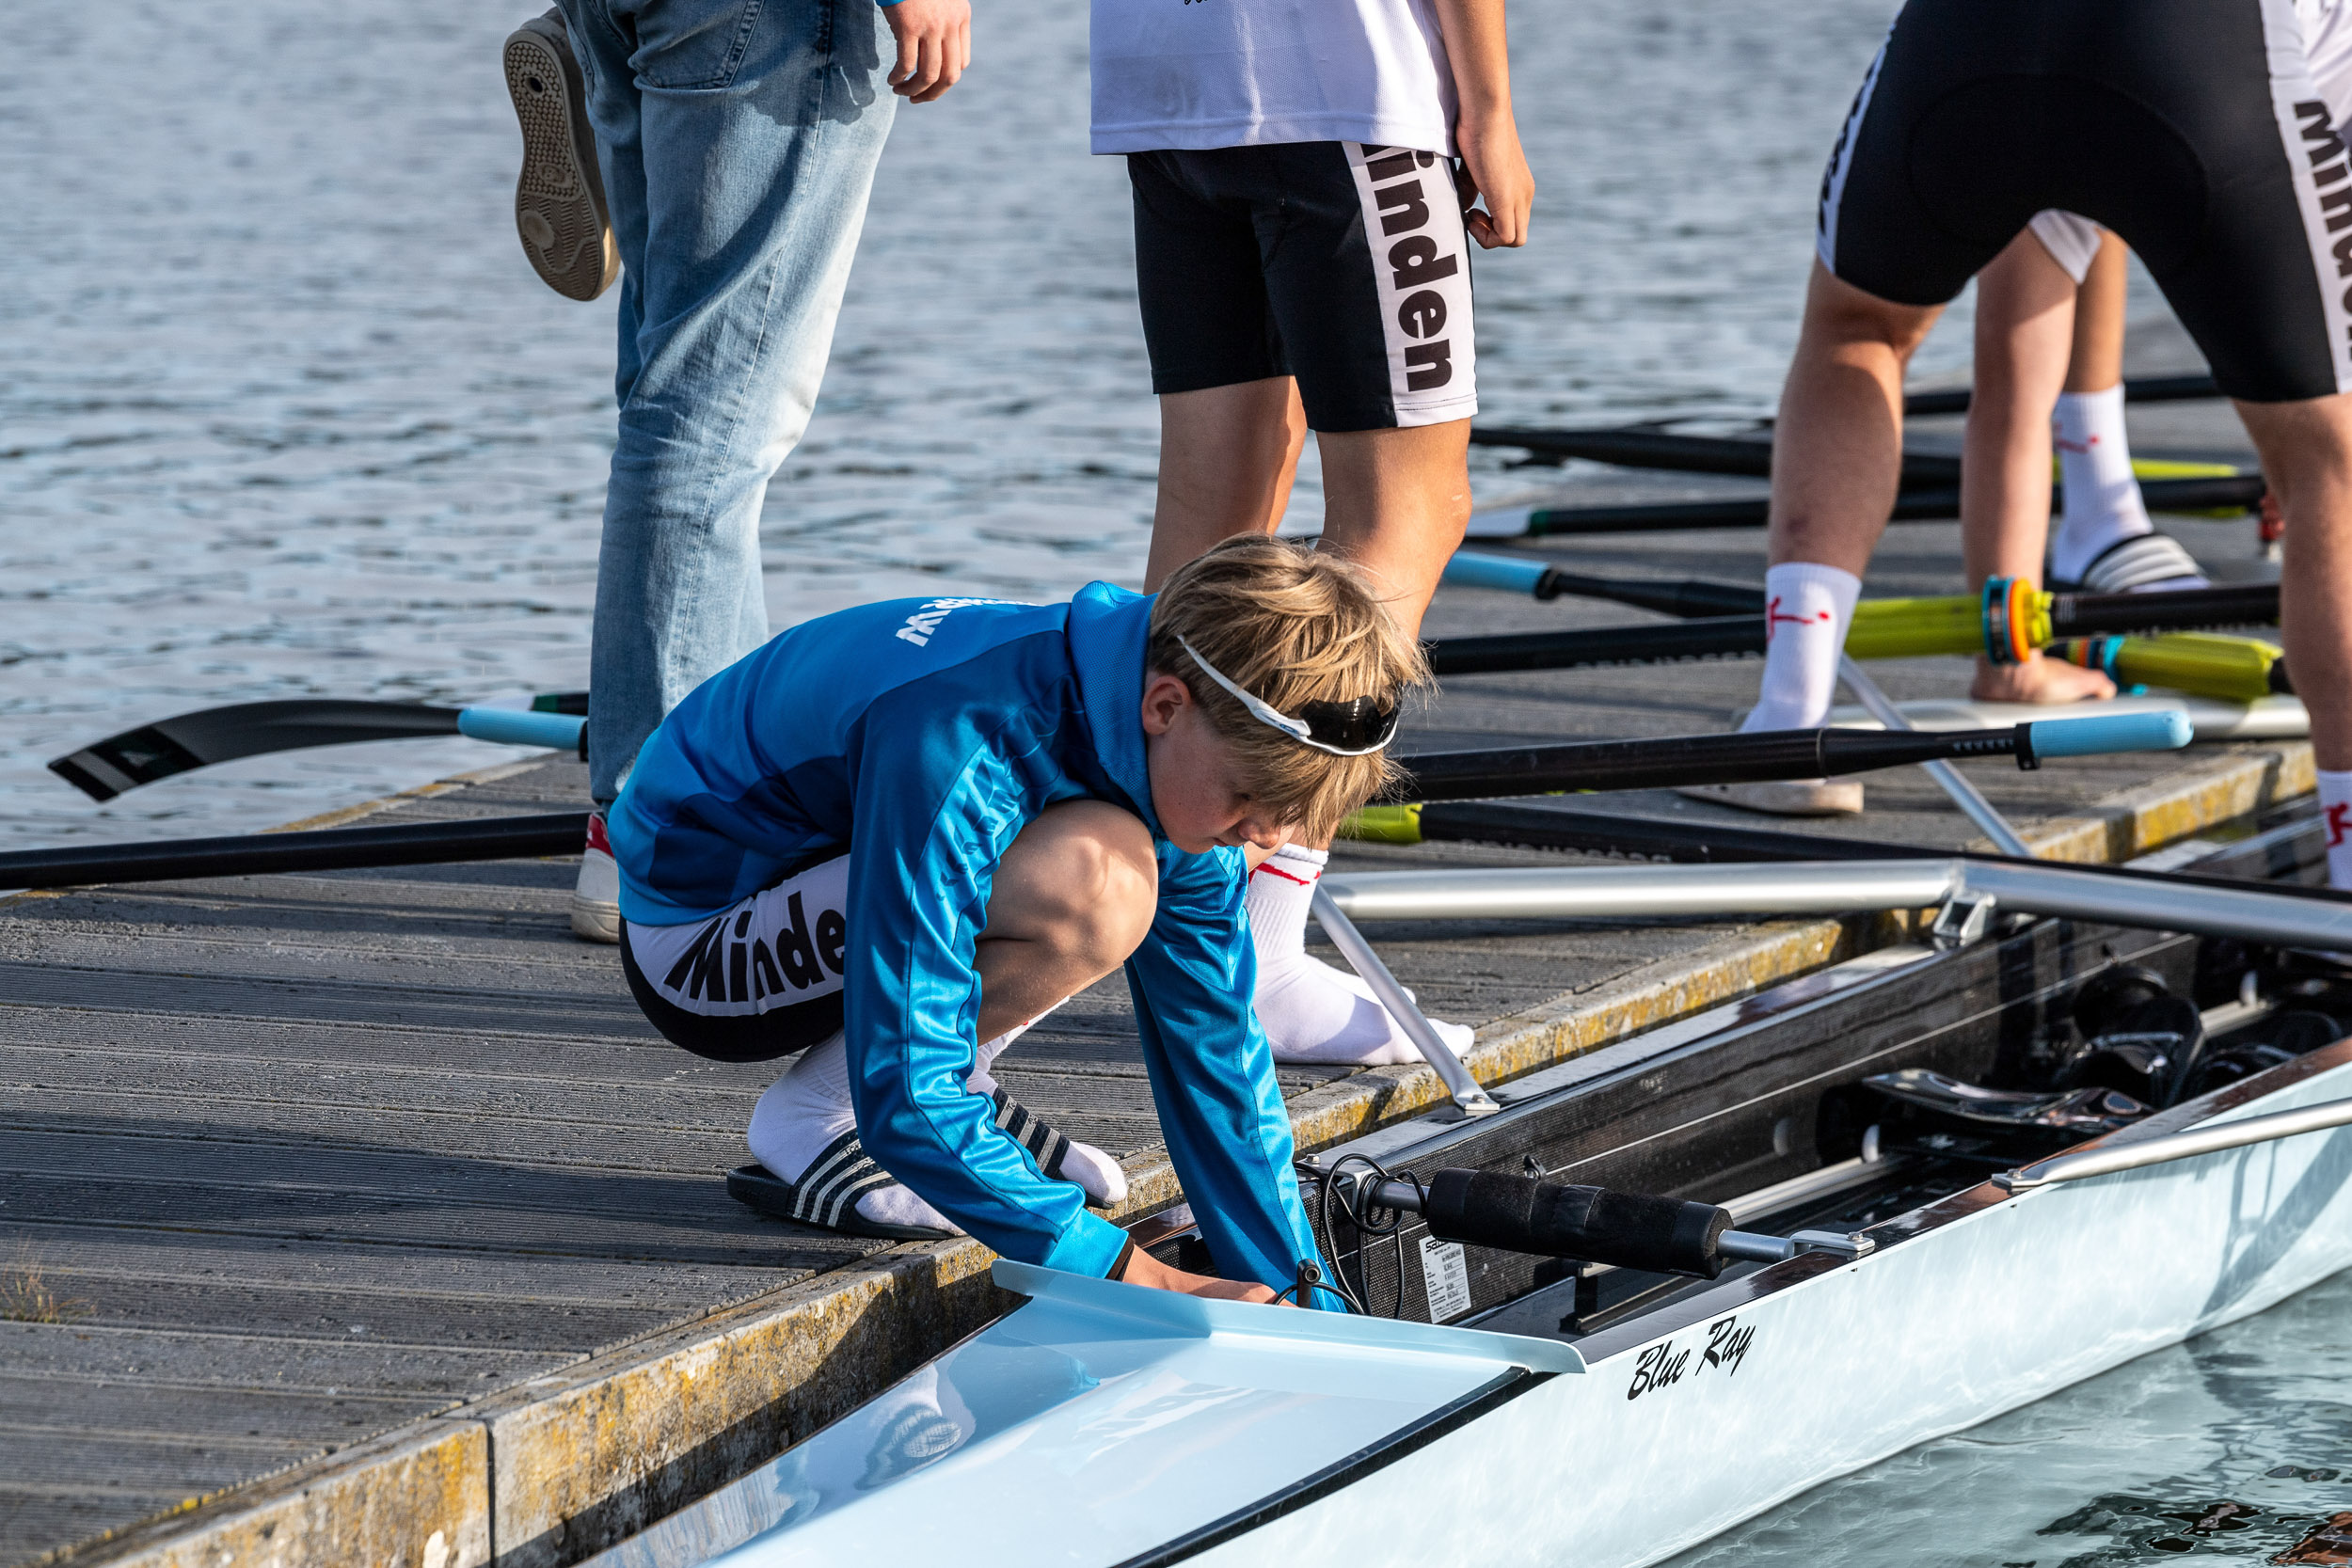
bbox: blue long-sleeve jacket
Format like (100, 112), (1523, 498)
(609, 583), (1328, 1289)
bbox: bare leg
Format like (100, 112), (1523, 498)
(2234, 395), (2352, 770)
(1768, 263), (1944, 573)
(1143, 379), (1308, 592)
(746, 799), (1157, 1237)
(974, 800), (1158, 1039)
(2065, 234), (2130, 395)
(1963, 233), (2115, 703)
(1312, 420), (1473, 641)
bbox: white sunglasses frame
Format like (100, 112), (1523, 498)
(1172, 635), (1397, 757)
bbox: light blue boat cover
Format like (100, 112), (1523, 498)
(584, 1264), (1582, 1568)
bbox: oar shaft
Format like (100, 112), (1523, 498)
(0, 813), (590, 891)
(1426, 578), (2280, 677)
(1514, 475), (2262, 536)
(1394, 712), (2185, 802)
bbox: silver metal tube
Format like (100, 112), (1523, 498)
(1715, 1229), (1799, 1263)
(1322, 858), (2352, 953)
(1310, 887), (1501, 1117)
(1996, 1094), (2352, 1192)
(1321, 860), (1962, 924)
(1839, 656), (2034, 858)
(1953, 860), (2352, 951)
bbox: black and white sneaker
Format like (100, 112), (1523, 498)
(502, 10), (621, 301)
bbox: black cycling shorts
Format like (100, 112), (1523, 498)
(617, 853), (849, 1064)
(1128, 140), (1478, 431)
(1816, 0), (2352, 402)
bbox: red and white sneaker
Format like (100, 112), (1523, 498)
(571, 811), (621, 943)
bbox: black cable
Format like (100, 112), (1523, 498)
(1307, 1153), (1424, 1320)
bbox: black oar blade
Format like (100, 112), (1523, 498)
(48, 700), (465, 801)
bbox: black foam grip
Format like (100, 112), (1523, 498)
(1425, 1169), (1731, 1278)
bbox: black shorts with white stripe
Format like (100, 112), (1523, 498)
(1816, 0), (2352, 402)
(1128, 140), (1477, 431)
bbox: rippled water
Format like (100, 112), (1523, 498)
(0, 0), (1963, 846)
(1667, 1267), (2352, 1568)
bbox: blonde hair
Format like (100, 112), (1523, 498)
(1147, 537), (1429, 842)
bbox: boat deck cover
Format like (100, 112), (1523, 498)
(584, 1263), (1579, 1568)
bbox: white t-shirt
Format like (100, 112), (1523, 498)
(1090, 0), (1457, 156)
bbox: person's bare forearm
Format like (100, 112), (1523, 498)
(1430, 0), (1532, 247)
(1433, 0), (1512, 120)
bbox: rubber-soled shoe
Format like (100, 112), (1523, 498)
(502, 10), (620, 301)
(1677, 778), (1865, 816)
(2052, 532), (2210, 594)
(571, 810), (621, 942)
(726, 1150), (961, 1241)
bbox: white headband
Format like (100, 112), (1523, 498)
(1174, 635), (1397, 757)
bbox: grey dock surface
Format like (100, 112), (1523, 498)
(0, 369), (2304, 1568)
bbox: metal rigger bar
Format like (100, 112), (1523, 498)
(1317, 857), (2352, 953)
(1995, 1095), (2352, 1192)
(1310, 887), (1501, 1117)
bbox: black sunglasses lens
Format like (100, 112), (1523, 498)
(1298, 696), (1399, 750)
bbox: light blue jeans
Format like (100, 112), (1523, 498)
(559, 0), (899, 801)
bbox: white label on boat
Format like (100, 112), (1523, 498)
(1420, 1236), (1473, 1322)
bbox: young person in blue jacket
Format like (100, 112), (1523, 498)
(605, 538), (1424, 1299)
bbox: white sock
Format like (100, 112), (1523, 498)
(1742, 564), (1863, 733)
(744, 1019), (1125, 1225)
(1244, 844), (1477, 1067)
(2322, 770), (2352, 892)
(2050, 385), (2155, 583)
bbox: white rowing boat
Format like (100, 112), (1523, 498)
(585, 836), (2352, 1568)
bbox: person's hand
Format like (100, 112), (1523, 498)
(1119, 1245), (1289, 1304)
(1455, 111), (1533, 248)
(883, 0), (970, 103)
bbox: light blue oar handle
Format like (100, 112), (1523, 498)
(1442, 550), (1550, 595)
(457, 707), (588, 752)
(2025, 709), (2194, 759)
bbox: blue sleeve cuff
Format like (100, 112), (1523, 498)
(1040, 1211), (1130, 1278)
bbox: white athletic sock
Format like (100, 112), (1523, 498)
(2322, 770), (2352, 892)
(1742, 564), (1863, 734)
(744, 1019), (1125, 1226)
(1244, 844), (1476, 1067)
(2050, 386), (2154, 582)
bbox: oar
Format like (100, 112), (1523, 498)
(1463, 473), (2265, 537)
(1469, 430), (2231, 488)
(1901, 371), (2219, 418)
(1425, 577), (2281, 677)
(1467, 425), (1962, 487)
(3, 716), (2186, 892)
(47, 696), (590, 801)
(1466, 374), (2224, 478)
(1437, 553), (1763, 617)
(1395, 710), (2188, 802)
(0, 812), (591, 891)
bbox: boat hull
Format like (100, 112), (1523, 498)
(1198, 1052), (2352, 1568)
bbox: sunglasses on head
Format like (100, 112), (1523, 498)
(1174, 635), (1401, 756)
